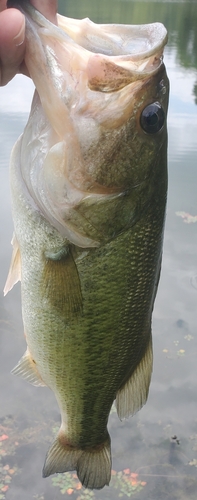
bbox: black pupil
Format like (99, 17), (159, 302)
(140, 102), (165, 134)
(146, 112), (158, 126)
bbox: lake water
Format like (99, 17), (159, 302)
(0, 1), (197, 499)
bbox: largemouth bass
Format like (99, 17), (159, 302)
(5, 0), (169, 490)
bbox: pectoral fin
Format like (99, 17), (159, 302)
(43, 246), (83, 319)
(11, 349), (46, 387)
(4, 234), (21, 296)
(116, 336), (153, 420)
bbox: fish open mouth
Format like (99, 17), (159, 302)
(57, 15), (168, 77)
(57, 16), (168, 58)
(10, 2), (168, 80)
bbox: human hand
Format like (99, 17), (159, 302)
(0, 0), (57, 85)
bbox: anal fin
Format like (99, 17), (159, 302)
(11, 349), (46, 387)
(116, 336), (153, 420)
(4, 233), (21, 296)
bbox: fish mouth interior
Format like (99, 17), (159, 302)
(57, 16), (168, 61)
(88, 24), (167, 59)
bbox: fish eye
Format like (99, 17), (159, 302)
(140, 102), (165, 134)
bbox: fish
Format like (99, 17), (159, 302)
(4, 0), (169, 490)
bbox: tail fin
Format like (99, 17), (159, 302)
(77, 438), (111, 489)
(43, 433), (111, 490)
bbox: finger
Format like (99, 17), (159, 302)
(30, 0), (58, 24)
(0, 1), (7, 13)
(0, 8), (25, 85)
(7, 0), (58, 24)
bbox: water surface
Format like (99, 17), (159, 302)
(0, 1), (197, 499)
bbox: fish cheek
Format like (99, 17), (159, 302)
(42, 247), (83, 319)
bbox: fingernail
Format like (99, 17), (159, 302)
(13, 17), (25, 47)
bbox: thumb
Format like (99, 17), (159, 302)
(0, 8), (25, 85)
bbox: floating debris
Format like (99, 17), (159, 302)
(176, 211), (197, 223)
(0, 461), (18, 499)
(177, 349), (185, 357)
(51, 468), (147, 498)
(189, 459), (197, 467)
(184, 335), (194, 341)
(111, 469), (146, 497)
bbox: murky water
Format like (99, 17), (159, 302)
(0, 1), (197, 499)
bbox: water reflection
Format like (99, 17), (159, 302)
(0, 1), (197, 499)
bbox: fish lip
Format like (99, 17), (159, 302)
(121, 22), (168, 60)
(121, 23), (168, 76)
